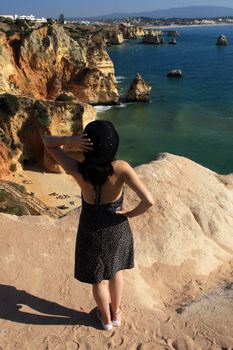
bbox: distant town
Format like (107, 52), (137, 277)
(1, 13), (233, 27)
(0, 14), (47, 23)
(108, 16), (233, 27)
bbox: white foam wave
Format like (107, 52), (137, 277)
(116, 76), (126, 83)
(115, 103), (127, 108)
(94, 105), (113, 114)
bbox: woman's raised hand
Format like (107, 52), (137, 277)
(71, 134), (93, 152)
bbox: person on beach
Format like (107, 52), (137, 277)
(43, 120), (154, 330)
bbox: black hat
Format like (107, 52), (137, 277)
(83, 120), (119, 164)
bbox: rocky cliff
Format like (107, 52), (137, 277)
(0, 153), (233, 348)
(143, 31), (163, 44)
(0, 142), (11, 177)
(0, 24), (119, 104)
(107, 32), (124, 45)
(120, 24), (145, 39)
(0, 95), (96, 173)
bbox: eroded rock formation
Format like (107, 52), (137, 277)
(108, 32), (124, 45)
(0, 142), (11, 177)
(120, 24), (145, 39)
(125, 73), (152, 102)
(0, 96), (96, 173)
(0, 24), (119, 104)
(143, 31), (163, 44)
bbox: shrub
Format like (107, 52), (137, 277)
(0, 191), (7, 202)
(55, 93), (74, 102)
(12, 142), (24, 151)
(9, 163), (17, 172)
(33, 101), (51, 127)
(8, 181), (26, 193)
(68, 28), (76, 34)
(0, 93), (19, 117)
(23, 29), (33, 37)
(2, 205), (29, 216)
(6, 30), (16, 36)
(1, 17), (14, 25)
(15, 18), (28, 28)
(1, 134), (12, 147)
(47, 18), (54, 25)
(0, 190), (29, 216)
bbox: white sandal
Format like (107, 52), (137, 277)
(96, 309), (113, 331)
(111, 308), (121, 327)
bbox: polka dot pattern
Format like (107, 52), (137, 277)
(74, 191), (134, 284)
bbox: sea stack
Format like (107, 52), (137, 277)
(125, 73), (152, 102)
(169, 37), (177, 45)
(143, 32), (162, 44)
(216, 34), (228, 45)
(167, 69), (183, 78)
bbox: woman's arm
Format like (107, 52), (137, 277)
(116, 161), (154, 218)
(43, 134), (93, 176)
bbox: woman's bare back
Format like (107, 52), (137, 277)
(73, 160), (125, 205)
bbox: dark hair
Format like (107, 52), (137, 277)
(77, 120), (119, 186)
(78, 160), (114, 186)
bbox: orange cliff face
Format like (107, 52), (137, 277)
(0, 24), (119, 175)
(0, 97), (96, 173)
(0, 25), (119, 105)
(0, 142), (11, 178)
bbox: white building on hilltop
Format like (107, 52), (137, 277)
(0, 15), (14, 20)
(0, 14), (47, 23)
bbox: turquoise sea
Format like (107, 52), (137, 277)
(96, 25), (233, 174)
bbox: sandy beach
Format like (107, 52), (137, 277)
(4, 166), (82, 214)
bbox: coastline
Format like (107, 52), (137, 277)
(143, 22), (233, 30)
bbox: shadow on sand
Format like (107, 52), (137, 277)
(0, 284), (100, 329)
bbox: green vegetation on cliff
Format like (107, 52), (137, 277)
(0, 190), (29, 216)
(0, 93), (19, 117)
(55, 94), (74, 102)
(33, 101), (51, 127)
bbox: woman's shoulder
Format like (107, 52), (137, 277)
(112, 159), (132, 173)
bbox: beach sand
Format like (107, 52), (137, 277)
(3, 165), (82, 214)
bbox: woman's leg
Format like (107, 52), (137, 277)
(109, 270), (123, 320)
(92, 280), (111, 324)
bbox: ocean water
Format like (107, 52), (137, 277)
(97, 25), (233, 174)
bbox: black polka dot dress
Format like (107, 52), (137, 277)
(74, 186), (134, 284)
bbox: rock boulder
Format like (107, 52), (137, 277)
(167, 69), (183, 78)
(142, 33), (163, 45)
(125, 73), (152, 102)
(216, 34), (228, 45)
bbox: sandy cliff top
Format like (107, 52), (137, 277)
(0, 153), (233, 349)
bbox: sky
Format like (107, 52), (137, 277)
(1, 0), (233, 18)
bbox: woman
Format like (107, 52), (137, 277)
(43, 120), (154, 330)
